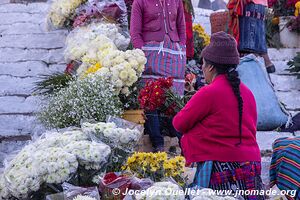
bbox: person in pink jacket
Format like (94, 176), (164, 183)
(173, 32), (265, 200)
(130, 0), (186, 152)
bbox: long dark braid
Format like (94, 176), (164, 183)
(205, 59), (244, 145)
(226, 69), (243, 146)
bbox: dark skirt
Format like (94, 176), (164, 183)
(191, 161), (266, 200)
(239, 3), (267, 54)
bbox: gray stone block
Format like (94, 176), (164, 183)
(0, 12), (45, 25)
(270, 74), (300, 91)
(268, 48), (300, 61)
(0, 95), (40, 114)
(0, 33), (66, 49)
(0, 61), (47, 76)
(0, 48), (65, 63)
(0, 3), (48, 13)
(0, 114), (43, 136)
(256, 131), (297, 151)
(276, 90), (300, 111)
(0, 75), (37, 95)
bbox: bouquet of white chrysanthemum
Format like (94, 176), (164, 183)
(39, 73), (123, 129)
(64, 29), (117, 64)
(135, 181), (185, 200)
(64, 140), (111, 170)
(47, 0), (87, 29)
(82, 121), (142, 149)
(82, 121), (143, 172)
(64, 23), (129, 63)
(2, 129), (111, 199)
(95, 49), (146, 96)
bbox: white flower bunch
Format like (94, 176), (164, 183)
(87, 23), (130, 50)
(73, 195), (97, 200)
(64, 22), (130, 64)
(2, 129), (111, 198)
(33, 148), (78, 184)
(98, 49), (147, 95)
(39, 74), (123, 129)
(192, 188), (236, 200)
(33, 130), (89, 149)
(47, 0), (86, 28)
(3, 146), (71, 198)
(82, 122), (142, 149)
(135, 181), (185, 200)
(64, 141), (111, 170)
(64, 29), (116, 64)
(0, 174), (10, 199)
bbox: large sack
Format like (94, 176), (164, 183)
(237, 54), (290, 131)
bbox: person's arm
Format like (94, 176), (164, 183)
(173, 87), (212, 133)
(130, 0), (144, 49)
(176, 0), (186, 45)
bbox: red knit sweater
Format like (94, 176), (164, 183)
(173, 75), (261, 163)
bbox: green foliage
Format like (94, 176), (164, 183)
(33, 73), (73, 96)
(193, 31), (206, 64)
(287, 52), (300, 79)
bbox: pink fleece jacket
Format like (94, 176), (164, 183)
(130, 0), (186, 49)
(173, 75), (261, 164)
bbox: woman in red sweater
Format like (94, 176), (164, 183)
(173, 32), (265, 199)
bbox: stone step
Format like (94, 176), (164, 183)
(276, 90), (300, 111)
(0, 2), (48, 13)
(0, 47), (65, 63)
(0, 75), (37, 95)
(0, 33), (66, 49)
(0, 12), (45, 25)
(0, 22), (67, 35)
(270, 74), (300, 92)
(0, 61), (65, 77)
(268, 48), (300, 61)
(256, 131), (299, 151)
(193, 8), (213, 34)
(0, 96), (40, 114)
(0, 114), (43, 137)
(271, 60), (290, 74)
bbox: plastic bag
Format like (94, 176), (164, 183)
(99, 172), (132, 200)
(73, 0), (128, 29)
(46, 192), (65, 200)
(62, 182), (100, 200)
(134, 180), (185, 200)
(237, 54), (291, 131)
(1, 128), (111, 199)
(82, 117), (144, 151)
(129, 177), (154, 191)
(106, 116), (144, 133)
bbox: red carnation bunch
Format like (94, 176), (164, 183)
(138, 77), (184, 116)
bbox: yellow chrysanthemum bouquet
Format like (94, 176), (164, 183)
(192, 24), (210, 63)
(122, 152), (186, 186)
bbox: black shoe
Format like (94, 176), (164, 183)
(266, 65), (276, 73)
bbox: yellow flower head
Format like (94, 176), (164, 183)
(193, 24), (211, 46)
(295, 1), (300, 16)
(83, 63), (102, 77)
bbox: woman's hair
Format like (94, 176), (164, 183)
(204, 59), (243, 146)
